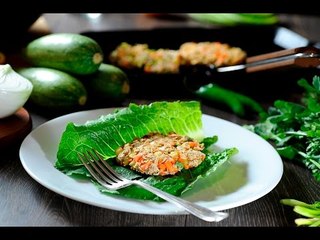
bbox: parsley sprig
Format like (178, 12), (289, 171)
(246, 75), (320, 226)
(246, 75), (320, 181)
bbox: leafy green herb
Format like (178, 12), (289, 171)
(245, 75), (320, 182)
(245, 75), (320, 226)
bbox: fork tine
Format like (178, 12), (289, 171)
(91, 149), (126, 182)
(86, 150), (121, 183)
(78, 151), (115, 186)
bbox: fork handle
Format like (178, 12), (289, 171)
(132, 180), (228, 222)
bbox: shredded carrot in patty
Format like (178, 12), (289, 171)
(115, 132), (206, 176)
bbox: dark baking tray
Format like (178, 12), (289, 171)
(82, 26), (319, 102)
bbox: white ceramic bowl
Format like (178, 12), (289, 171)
(0, 64), (33, 119)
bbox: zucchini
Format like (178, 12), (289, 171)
(17, 67), (87, 109)
(23, 33), (104, 75)
(84, 63), (130, 102)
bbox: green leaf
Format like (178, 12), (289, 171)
(312, 75), (320, 92)
(55, 101), (204, 169)
(201, 136), (218, 150)
(277, 146), (298, 159)
(297, 78), (315, 93)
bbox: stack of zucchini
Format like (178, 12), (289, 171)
(17, 33), (130, 111)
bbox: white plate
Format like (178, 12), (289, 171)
(19, 108), (283, 215)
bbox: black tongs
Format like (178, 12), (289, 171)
(182, 46), (320, 91)
(212, 46), (320, 74)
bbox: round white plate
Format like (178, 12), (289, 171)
(19, 108), (283, 215)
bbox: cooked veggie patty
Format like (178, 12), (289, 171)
(115, 132), (206, 176)
(109, 41), (247, 73)
(179, 41), (246, 67)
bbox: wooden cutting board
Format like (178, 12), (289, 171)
(0, 108), (32, 149)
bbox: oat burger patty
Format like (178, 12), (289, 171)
(115, 132), (206, 176)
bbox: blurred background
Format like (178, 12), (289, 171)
(3, 13), (320, 48)
(2, 13), (320, 110)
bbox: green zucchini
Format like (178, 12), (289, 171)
(23, 33), (104, 75)
(84, 63), (130, 102)
(17, 67), (87, 109)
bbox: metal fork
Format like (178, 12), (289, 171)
(78, 148), (229, 222)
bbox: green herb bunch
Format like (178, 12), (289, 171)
(246, 75), (320, 226)
(246, 75), (320, 182)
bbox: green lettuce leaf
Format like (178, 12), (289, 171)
(55, 101), (204, 169)
(55, 100), (238, 201)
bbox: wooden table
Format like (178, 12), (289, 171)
(1, 14), (320, 234)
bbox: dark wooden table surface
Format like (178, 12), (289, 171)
(1, 14), (320, 233)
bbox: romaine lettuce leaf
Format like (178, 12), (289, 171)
(54, 100), (238, 201)
(56, 101), (203, 169)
